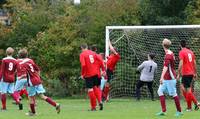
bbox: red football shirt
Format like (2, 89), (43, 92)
(80, 50), (105, 78)
(179, 48), (196, 76)
(21, 58), (42, 86)
(16, 59), (27, 80)
(107, 53), (120, 72)
(1, 56), (17, 83)
(163, 50), (176, 80)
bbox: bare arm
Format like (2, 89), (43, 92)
(109, 41), (117, 55)
(177, 59), (183, 80)
(194, 59), (197, 79)
(154, 64), (158, 75)
(80, 54), (86, 78)
(160, 66), (168, 84)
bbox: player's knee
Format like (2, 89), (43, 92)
(172, 93), (177, 97)
(29, 96), (35, 103)
(88, 88), (93, 92)
(39, 94), (47, 100)
(157, 89), (163, 96)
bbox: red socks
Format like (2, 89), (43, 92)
(88, 91), (96, 109)
(20, 89), (29, 98)
(173, 96), (181, 112)
(93, 86), (102, 104)
(186, 92), (192, 109)
(1, 94), (6, 109)
(103, 85), (110, 100)
(45, 97), (57, 107)
(11, 92), (20, 104)
(30, 104), (36, 113)
(159, 95), (166, 112)
(191, 93), (198, 105)
(183, 90), (198, 106)
(182, 90), (187, 101)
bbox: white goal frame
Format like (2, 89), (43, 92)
(105, 25), (200, 98)
(105, 25), (200, 58)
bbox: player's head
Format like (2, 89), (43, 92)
(80, 43), (88, 51)
(148, 52), (156, 60)
(162, 38), (171, 49)
(18, 48), (28, 58)
(99, 53), (105, 59)
(180, 40), (186, 48)
(6, 47), (14, 56)
(91, 44), (98, 52)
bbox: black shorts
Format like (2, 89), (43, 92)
(97, 77), (101, 86)
(181, 75), (193, 88)
(106, 69), (113, 83)
(85, 75), (99, 88)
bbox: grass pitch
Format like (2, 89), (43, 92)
(0, 98), (199, 119)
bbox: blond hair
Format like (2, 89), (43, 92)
(162, 38), (171, 49)
(6, 47), (14, 56)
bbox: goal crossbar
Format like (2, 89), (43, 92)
(106, 25), (200, 30)
(105, 25), (200, 57)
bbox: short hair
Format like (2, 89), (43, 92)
(148, 52), (156, 59)
(99, 53), (105, 59)
(18, 48), (28, 58)
(80, 43), (88, 49)
(91, 44), (97, 52)
(180, 40), (186, 48)
(162, 38), (171, 49)
(6, 47), (14, 56)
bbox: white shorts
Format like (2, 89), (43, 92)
(1, 82), (15, 94)
(158, 79), (177, 96)
(14, 78), (28, 91)
(27, 84), (46, 96)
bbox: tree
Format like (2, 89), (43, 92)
(185, 0), (200, 24)
(137, 0), (192, 25)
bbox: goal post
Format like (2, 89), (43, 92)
(105, 25), (200, 99)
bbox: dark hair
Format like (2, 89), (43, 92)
(80, 43), (88, 49)
(91, 44), (97, 52)
(180, 40), (186, 48)
(148, 52), (156, 59)
(99, 53), (105, 59)
(18, 49), (28, 58)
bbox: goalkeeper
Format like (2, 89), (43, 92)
(136, 53), (157, 101)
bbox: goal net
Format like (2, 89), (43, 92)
(105, 25), (200, 99)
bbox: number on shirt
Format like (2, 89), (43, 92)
(29, 64), (34, 72)
(149, 66), (152, 73)
(188, 53), (192, 62)
(89, 55), (94, 63)
(8, 62), (13, 71)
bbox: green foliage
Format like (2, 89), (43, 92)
(138, 0), (192, 25)
(5, 0), (56, 47)
(0, 0), (200, 97)
(185, 0), (200, 24)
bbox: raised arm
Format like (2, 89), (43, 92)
(109, 41), (117, 55)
